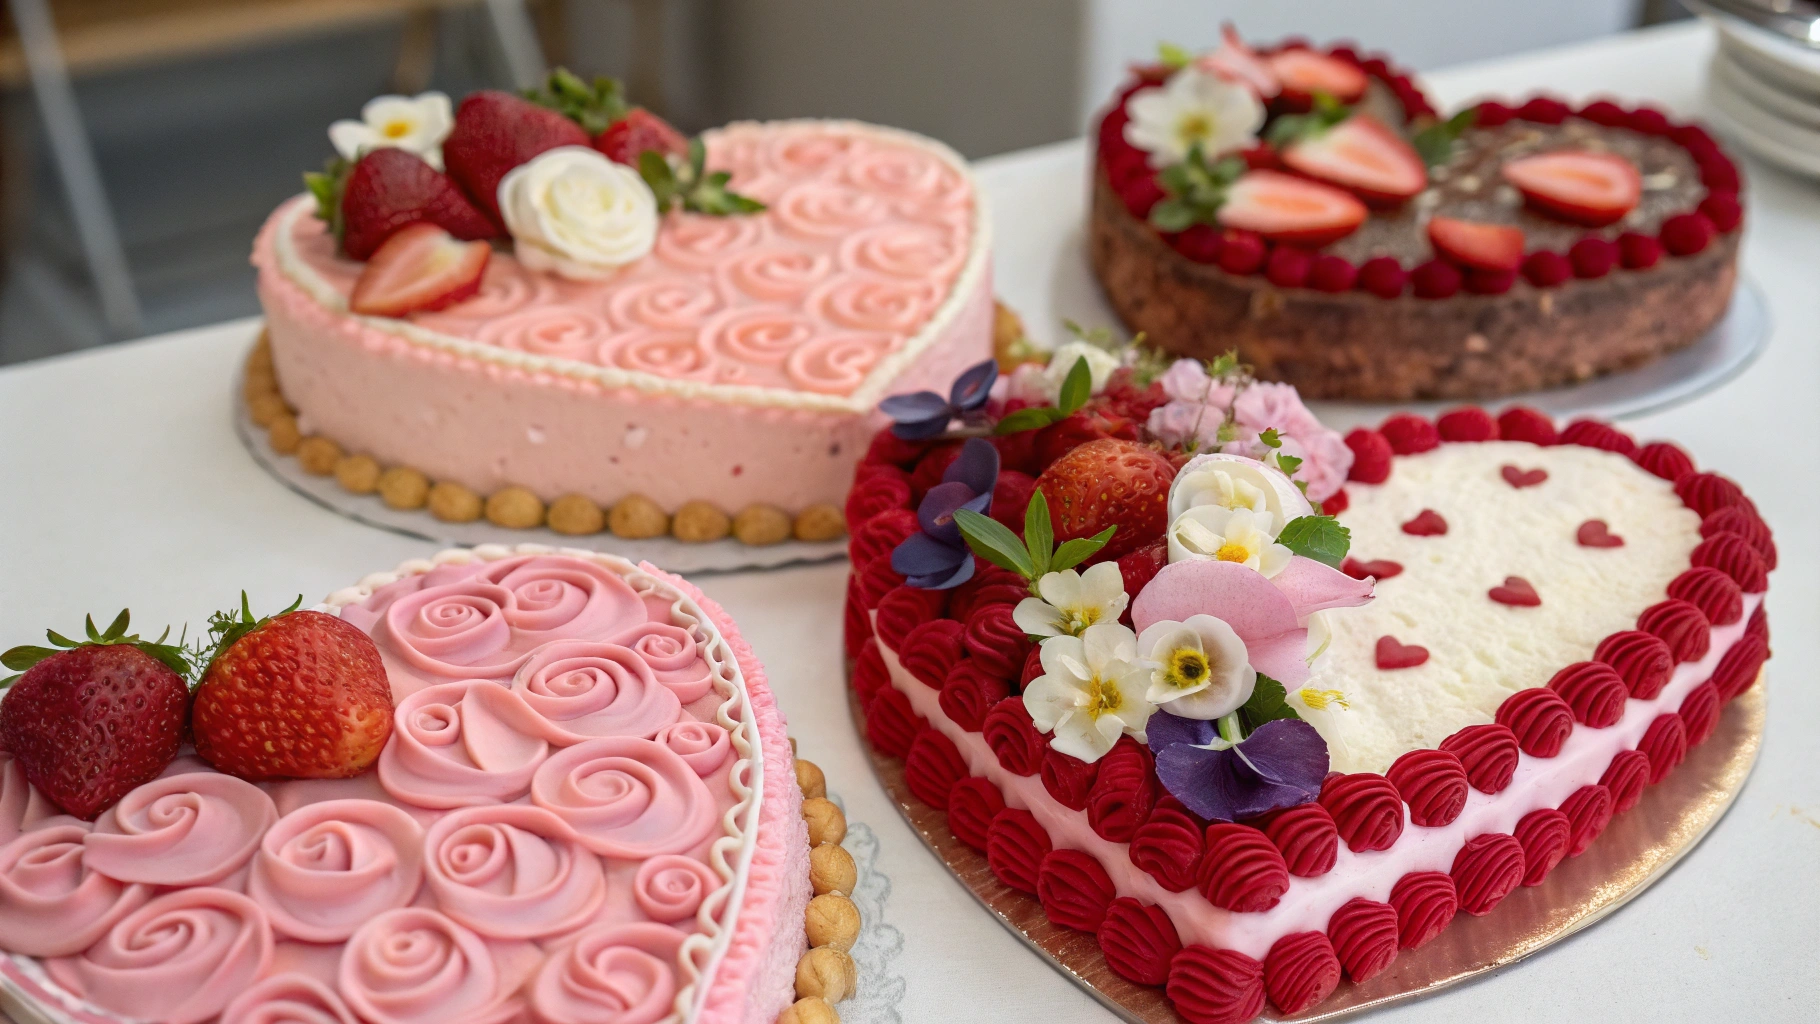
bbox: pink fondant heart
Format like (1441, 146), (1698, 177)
(1401, 509), (1448, 536)
(1577, 520), (1625, 548)
(1501, 465), (1548, 488)
(1488, 576), (1541, 607)
(1375, 636), (1430, 670)
(1341, 558), (1404, 581)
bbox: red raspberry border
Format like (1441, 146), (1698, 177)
(1094, 40), (1744, 301)
(842, 407), (1771, 1024)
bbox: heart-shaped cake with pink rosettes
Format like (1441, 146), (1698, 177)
(0, 547), (854, 1024)
(842, 342), (1772, 1023)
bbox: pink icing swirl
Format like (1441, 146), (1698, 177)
(530, 737), (718, 858)
(0, 751), (77, 845)
(248, 799), (426, 942)
(0, 825), (149, 956)
(474, 307), (615, 362)
(45, 887), (274, 1024)
(423, 804), (606, 939)
(609, 621), (715, 704)
(84, 771), (278, 886)
(722, 246), (836, 301)
(654, 721), (732, 777)
(652, 212), (765, 270)
(786, 331), (897, 395)
(377, 556), (645, 682)
(840, 221), (967, 280)
(378, 681), (551, 808)
(222, 973), (360, 1024)
(701, 305), (819, 369)
(339, 908), (527, 1024)
(766, 128), (859, 177)
(597, 329), (714, 379)
(423, 262), (559, 322)
(772, 181), (888, 239)
(632, 855), (722, 923)
(607, 275), (724, 332)
(511, 641), (683, 742)
(808, 273), (939, 333)
(841, 142), (968, 207)
(529, 922), (686, 1024)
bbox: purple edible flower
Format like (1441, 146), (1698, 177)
(879, 359), (998, 440)
(890, 437), (1000, 589)
(1149, 712), (1329, 822)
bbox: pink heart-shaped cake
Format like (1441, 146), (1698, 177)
(0, 549), (842, 1024)
(843, 394), (1771, 1023)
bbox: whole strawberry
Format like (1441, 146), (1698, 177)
(595, 108), (688, 166)
(1034, 438), (1176, 560)
(0, 612), (191, 820)
(338, 148), (499, 260)
(191, 596), (393, 781)
(442, 91), (589, 228)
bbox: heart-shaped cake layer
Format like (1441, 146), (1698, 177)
(0, 548), (809, 1024)
(843, 414), (1771, 1023)
(254, 120), (991, 517)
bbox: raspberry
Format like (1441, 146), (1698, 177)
(1465, 268), (1516, 295)
(1522, 250), (1572, 287)
(1379, 413), (1440, 455)
(1344, 429), (1393, 483)
(1569, 237), (1617, 279)
(1219, 230), (1267, 275)
(1618, 232), (1662, 269)
(1436, 407), (1498, 442)
(1308, 254), (1358, 293)
(1626, 107), (1671, 135)
(1517, 96), (1569, 124)
(1578, 100), (1627, 126)
(1699, 155), (1740, 193)
(1172, 224), (1222, 263)
(1357, 257), (1407, 298)
(1411, 260), (1462, 299)
(991, 470), (1037, 531)
(1496, 407), (1558, 445)
(1660, 213), (1714, 256)
(1698, 193), (1742, 233)
(1266, 246), (1313, 288)
(1475, 100), (1514, 128)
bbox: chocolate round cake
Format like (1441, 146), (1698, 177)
(1089, 31), (1744, 402)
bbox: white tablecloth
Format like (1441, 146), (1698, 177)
(0, 20), (1812, 1023)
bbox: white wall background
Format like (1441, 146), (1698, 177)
(1079, 0), (1638, 125)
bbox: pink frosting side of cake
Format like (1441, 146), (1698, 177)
(876, 595), (1757, 960)
(250, 120), (993, 513)
(0, 552), (807, 1024)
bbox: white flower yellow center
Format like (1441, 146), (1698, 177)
(1174, 111), (1216, 149)
(1159, 645), (1211, 694)
(1298, 688), (1350, 710)
(1085, 673), (1126, 719)
(382, 119), (414, 139)
(1215, 539), (1254, 563)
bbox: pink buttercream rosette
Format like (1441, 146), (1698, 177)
(423, 804), (606, 940)
(655, 720), (733, 776)
(221, 972), (360, 1024)
(247, 798), (426, 942)
(377, 680), (554, 809)
(511, 641), (684, 743)
(531, 921), (688, 1024)
(530, 737), (718, 859)
(633, 854), (723, 924)
(84, 771), (278, 887)
(46, 887), (275, 1024)
(608, 621), (717, 704)
(338, 908), (536, 1024)
(0, 824), (149, 956)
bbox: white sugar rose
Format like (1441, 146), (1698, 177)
(499, 147), (658, 280)
(329, 92), (453, 169)
(1042, 340), (1121, 399)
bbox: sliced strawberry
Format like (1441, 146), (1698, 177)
(442, 91), (590, 229)
(1267, 48), (1368, 104)
(1280, 113), (1426, 205)
(594, 107), (689, 166)
(1217, 169), (1365, 246)
(349, 223), (490, 317)
(1500, 150), (1641, 227)
(1196, 24), (1280, 99)
(1427, 216), (1526, 272)
(340, 148), (499, 261)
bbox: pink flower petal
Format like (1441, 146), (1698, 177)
(1271, 556), (1375, 624)
(1133, 560), (1299, 642)
(1246, 629), (1311, 685)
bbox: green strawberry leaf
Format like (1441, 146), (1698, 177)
(1024, 489), (1055, 578)
(0, 646), (56, 672)
(303, 156), (351, 246)
(2, 610), (197, 686)
(954, 508), (1038, 579)
(1050, 527), (1118, 574)
(524, 68), (630, 135)
(993, 406), (1066, 435)
(194, 593), (303, 679)
(1240, 673), (1302, 732)
(1276, 514), (1351, 568)
(1413, 107), (1477, 168)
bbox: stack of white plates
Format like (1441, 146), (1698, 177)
(1702, 15), (1820, 178)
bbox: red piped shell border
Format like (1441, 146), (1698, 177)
(1094, 40), (1744, 299)
(840, 408), (1771, 1023)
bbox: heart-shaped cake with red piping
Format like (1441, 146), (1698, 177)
(845, 348), (1771, 1023)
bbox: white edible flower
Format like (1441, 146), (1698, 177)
(329, 92), (453, 169)
(1137, 615), (1256, 720)
(499, 147), (659, 280)
(1167, 505), (1293, 576)
(1013, 562), (1129, 638)
(1041, 340), (1122, 399)
(1023, 623), (1156, 763)
(1167, 452), (1314, 525)
(1124, 66), (1264, 167)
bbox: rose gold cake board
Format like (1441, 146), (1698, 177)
(852, 675), (1766, 1023)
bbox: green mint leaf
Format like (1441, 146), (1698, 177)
(1257, 427), (1282, 449)
(1158, 42), (1192, 69)
(1148, 199), (1196, 233)
(1413, 106), (1478, 168)
(1239, 673), (1301, 733)
(1050, 526), (1118, 573)
(1058, 357), (1093, 415)
(1276, 514), (1351, 568)
(954, 508), (1038, 579)
(994, 406), (1064, 435)
(1024, 490), (1055, 577)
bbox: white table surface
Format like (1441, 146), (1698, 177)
(0, 20), (1813, 1024)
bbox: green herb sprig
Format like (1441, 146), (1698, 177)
(951, 489), (1115, 587)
